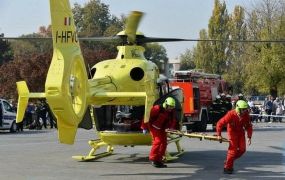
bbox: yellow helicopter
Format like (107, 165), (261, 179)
(14, 0), (190, 161)
(10, 0), (230, 162)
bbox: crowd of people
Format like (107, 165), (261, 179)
(261, 95), (285, 123)
(210, 93), (285, 124)
(17, 100), (57, 131)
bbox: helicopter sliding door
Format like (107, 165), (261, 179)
(93, 106), (115, 131)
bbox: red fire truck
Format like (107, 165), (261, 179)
(170, 70), (230, 132)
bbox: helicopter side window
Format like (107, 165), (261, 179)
(89, 68), (96, 79)
(158, 81), (170, 97)
(3, 101), (13, 112)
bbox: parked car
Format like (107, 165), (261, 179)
(0, 98), (17, 132)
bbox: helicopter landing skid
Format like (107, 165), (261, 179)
(72, 139), (114, 161)
(164, 134), (185, 161)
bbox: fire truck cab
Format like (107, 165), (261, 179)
(170, 70), (229, 132)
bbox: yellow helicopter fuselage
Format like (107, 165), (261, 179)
(89, 45), (159, 106)
(87, 45), (159, 146)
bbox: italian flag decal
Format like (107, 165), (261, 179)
(64, 17), (71, 26)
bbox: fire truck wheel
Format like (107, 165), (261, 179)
(185, 124), (193, 132)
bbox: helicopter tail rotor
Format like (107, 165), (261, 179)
(45, 0), (89, 144)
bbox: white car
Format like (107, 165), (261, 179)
(0, 98), (17, 132)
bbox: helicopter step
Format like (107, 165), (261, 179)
(166, 129), (229, 143)
(72, 139), (114, 162)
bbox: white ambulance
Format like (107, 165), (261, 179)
(0, 98), (17, 132)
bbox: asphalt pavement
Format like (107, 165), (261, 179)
(0, 122), (284, 180)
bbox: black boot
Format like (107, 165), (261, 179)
(223, 168), (233, 174)
(151, 161), (167, 168)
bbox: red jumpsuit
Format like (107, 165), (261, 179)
(216, 109), (253, 170)
(147, 105), (176, 163)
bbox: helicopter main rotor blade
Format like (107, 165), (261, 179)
(1, 36), (284, 44)
(137, 37), (195, 43)
(0, 36), (121, 42)
(0, 37), (51, 40)
(125, 11), (144, 44)
(78, 36), (121, 42)
(137, 37), (285, 43)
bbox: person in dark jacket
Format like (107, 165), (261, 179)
(142, 97), (177, 168)
(264, 96), (273, 122)
(40, 100), (48, 129)
(0, 103), (2, 127)
(47, 103), (57, 129)
(216, 100), (253, 174)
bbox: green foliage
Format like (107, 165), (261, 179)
(72, 0), (124, 64)
(0, 33), (13, 65)
(192, 29), (212, 72)
(242, 0), (285, 97)
(74, 0), (111, 36)
(208, 0), (230, 74)
(179, 49), (196, 70)
(144, 43), (168, 72)
(11, 26), (53, 59)
(223, 5), (247, 94)
(180, 0), (285, 96)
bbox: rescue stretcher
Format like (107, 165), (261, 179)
(166, 129), (229, 143)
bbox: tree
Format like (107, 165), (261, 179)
(223, 6), (247, 94)
(192, 29), (212, 72)
(144, 43), (168, 73)
(10, 26), (53, 59)
(72, 0), (124, 65)
(73, 0), (111, 36)
(0, 33), (13, 65)
(208, 0), (230, 74)
(179, 48), (196, 70)
(0, 53), (52, 99)
(243, 0), (285, 97)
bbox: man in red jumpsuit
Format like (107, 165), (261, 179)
(143, 97), (177, 168)
(216, 100), (253, 174)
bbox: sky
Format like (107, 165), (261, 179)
(0, 0), (257, 60)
